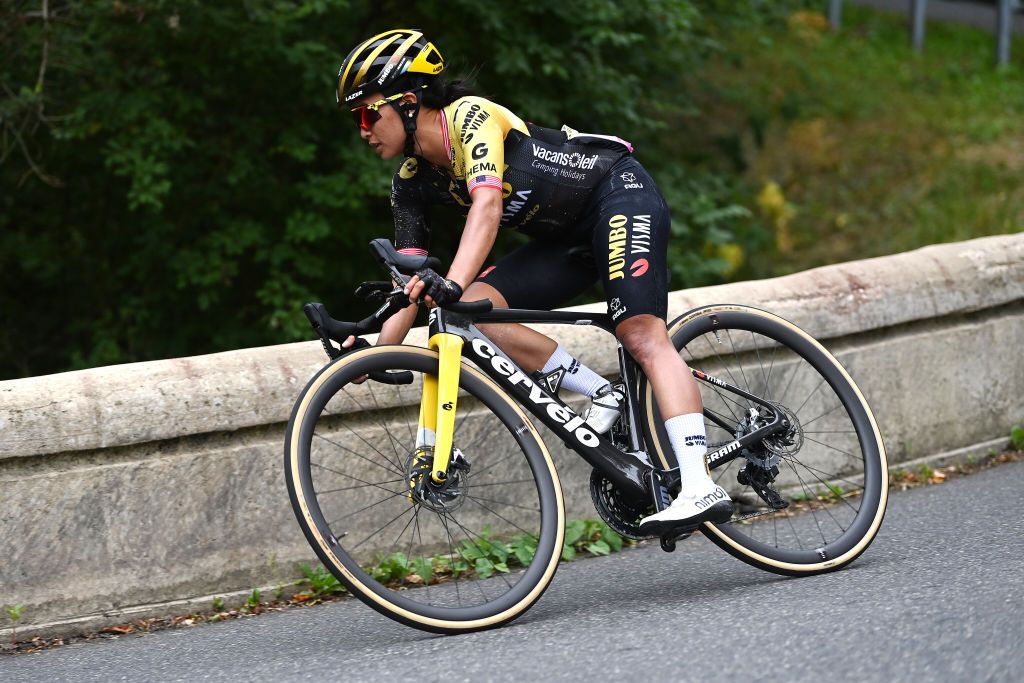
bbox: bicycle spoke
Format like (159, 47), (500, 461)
(462, 493), (541, 513)
(444, 510), (516, 592)
(343, 386), (405, 471)
(313, 432), (402, 477)
(314, 473), (405, 496)
(391, 382), (417, 446)
(441, 513), (498, 603)
(751, 331), (771, 400)
(725, 329), (754, 398)
(786, 459), (865, 492)
(437, 513), (463, 607)
(800, 401), (846, 430)
(784, 458), (839, 545)
(349, 505), (416, 553)
(465, 495), (537, 538)
(792, 375), (826, 420)
(329, 488), (409, 527)
(321, 422), (404, 476)
(801, 433), (859, 461)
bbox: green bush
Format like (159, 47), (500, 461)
(0, 1), (805, 378)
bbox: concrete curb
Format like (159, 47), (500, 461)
(1, 233), (1022, 640)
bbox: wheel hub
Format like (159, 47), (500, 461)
(406, 447), (471, 513)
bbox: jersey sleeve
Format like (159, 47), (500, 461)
(390, 157), (431, 255)
(450, 100), (507, 195)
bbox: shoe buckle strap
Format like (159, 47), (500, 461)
(533, 367), (566, 395)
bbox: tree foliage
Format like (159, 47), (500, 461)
(1, 0), (795, 379)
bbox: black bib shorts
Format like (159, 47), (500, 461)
(474, 156), (670, 324)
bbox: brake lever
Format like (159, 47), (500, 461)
(354, 281), (393, 302)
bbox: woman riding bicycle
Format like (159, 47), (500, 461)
(337, 29), (731, 535)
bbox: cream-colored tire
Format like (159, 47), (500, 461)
(641, 305), (887, 575)
(285, 345), (564, 632)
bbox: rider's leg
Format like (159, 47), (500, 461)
(465, 281), (556, 371)
(614, 313), (700, 415)
(466, 281), (613, 399)
(618, 316), (733, 531)
(583, 156), (731, 532)
(617, 314), (732, 532)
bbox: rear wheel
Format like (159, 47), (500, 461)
(641, 305), (887, 575)
(285, 346), (564, 632)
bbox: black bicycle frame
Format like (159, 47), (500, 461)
(427, 306), (787, 506)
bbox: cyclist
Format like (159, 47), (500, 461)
(336, 29), (732, 534)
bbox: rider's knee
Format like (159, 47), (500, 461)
(464, 281), (508, 309)
(616, 314), (671, 365)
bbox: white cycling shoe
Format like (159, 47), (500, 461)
(638, 479), (733, 537)
(584, 385), (625, 434)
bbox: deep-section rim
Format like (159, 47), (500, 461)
(285, 345), (565, 631)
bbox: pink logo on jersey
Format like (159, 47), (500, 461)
(630, 259), (649, 278)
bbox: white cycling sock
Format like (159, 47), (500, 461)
(541, 345), (610, 397)
(665, 413), (711, 494)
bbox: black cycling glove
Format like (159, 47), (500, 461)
(416, 268), (463, 307)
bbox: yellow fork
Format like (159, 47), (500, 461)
(418, 332), (464, 484)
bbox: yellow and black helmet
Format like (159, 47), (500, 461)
(337, 29), (445, 105)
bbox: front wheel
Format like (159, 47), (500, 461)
(285, 345), (565, 633)
(640, 305), (888, 575)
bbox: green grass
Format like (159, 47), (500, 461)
(294, 518), (627, 601)
(677, 5), (1024, 279)
(1011, 426), (1024, 451)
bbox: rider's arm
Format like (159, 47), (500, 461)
(357, 160), (434, 348)
(404, 186), (502, 303)
(374, 302), (418, 345)
(446, 187), (502, 290)
(408, 104), (508, 301)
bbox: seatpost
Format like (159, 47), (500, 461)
(616, 344), (643, 453)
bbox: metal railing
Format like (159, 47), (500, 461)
(828, 0), (1020, 66)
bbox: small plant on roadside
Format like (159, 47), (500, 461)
(562, 519), (624, 561)
(211, 596), (225, 612)
(294, 563), (347, 603)
(917, 464), (935, 480)
(1010, 426), (1024, 452)
(241, 589), (261, 614)
(6, 604), (24, 644)
(890, 467), (912, 483)
(292, 520), (629, 601)
(825, 482), (845, 499)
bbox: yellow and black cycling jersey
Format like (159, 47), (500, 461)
(391, 96), (634, 253)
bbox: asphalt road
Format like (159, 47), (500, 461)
(4, 460), (1023, 682)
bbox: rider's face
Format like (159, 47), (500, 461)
(353, 92), (409, 161)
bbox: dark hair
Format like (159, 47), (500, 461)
(420, 74), (481, 109)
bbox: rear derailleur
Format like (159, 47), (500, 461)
(735, 406), (793, 512)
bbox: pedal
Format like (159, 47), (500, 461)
(659, 527), (696, 553)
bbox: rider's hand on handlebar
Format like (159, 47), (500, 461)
(404, 269), (463, 308)
(341, 335), (369, 384)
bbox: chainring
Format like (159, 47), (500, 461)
(589, 469), (653, 540)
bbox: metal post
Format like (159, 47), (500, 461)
(828, 0), (843, 31)
(911, 0), (927, 53)
(996, 0), (1011, 66)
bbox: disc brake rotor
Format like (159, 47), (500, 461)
(406, 447), (471, 513)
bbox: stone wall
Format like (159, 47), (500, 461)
(1, 234), (1021, 639)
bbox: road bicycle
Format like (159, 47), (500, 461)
(284, 239), (888, 633)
